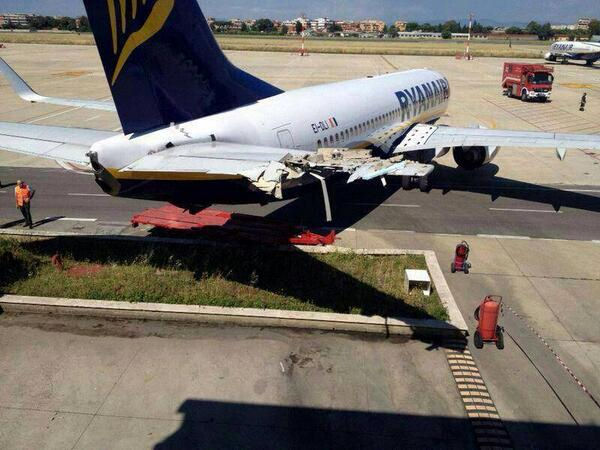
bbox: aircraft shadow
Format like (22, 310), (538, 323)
(152, 399), (599, 449)
(431, 163), (600, 213)
(12, 237), (443, 322)
(266, 163), (600, 229)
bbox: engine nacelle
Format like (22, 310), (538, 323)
(453, 146), (500, 170)
(544, 52), (556, 62)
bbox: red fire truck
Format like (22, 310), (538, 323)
(502, 62), (554, 102)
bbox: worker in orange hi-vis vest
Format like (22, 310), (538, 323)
(15, 180), (35, 229)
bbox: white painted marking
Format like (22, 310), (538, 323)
(68, 193), (110, 197)
(280, 362), (285, 373)
(350, 203), (421, 208)
(489, 208), (562, 214)
(48, 217), (97, 222)
(564, 189), (600, 193)
(84, 114), (102, 122)
(26, 107), (82, 124)
(112, 126), (123, 132)
(478, 234), (532, 240)
(593, 240), (600, 244)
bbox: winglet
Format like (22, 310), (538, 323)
(0, 56), (43, 103)
(556, 148), (567, 161)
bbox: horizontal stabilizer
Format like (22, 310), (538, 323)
(0, 122), (117, 165)
(0, 57), (116, 111)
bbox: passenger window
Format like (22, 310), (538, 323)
(345, 130), (350, 140)
(317, 139), (322, 148)
(335, 133), (340, 142)
(330, 135), (334, 144)
(324, 137), (328, 146)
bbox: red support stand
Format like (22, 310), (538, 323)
(131, 205), (336, 246)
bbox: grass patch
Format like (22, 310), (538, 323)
(0, 31), (546, 58)
(0, 237), (448, 321)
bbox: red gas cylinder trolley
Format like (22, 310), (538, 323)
(451, 241), (471, 274)
(473, 295), (504, 350)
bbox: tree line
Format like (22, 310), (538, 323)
(1, 15), (91, 32)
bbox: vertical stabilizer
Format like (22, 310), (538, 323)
(82, 0), (283, 134)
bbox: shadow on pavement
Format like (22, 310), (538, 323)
(12, 236), (443, 321)
(266, 163), (600, 229)
(0, 219), (25, 229)
(153, 399), (599, 449)
(32, 216), (64, 228)
(431, 163), (600, 214)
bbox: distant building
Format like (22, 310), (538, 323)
(576, 17), (592, 30)
(309, 17), (332, 32)
(283, 17), (309, 34)
(359, 20), (386, 33)
(396, 31), (442, 39)
(551, 24), (577, 31)
(338, 21), (361, 33)
(0, 13), (32, 28)
(394, 21), (407, 32)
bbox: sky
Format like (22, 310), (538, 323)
(0, 0), (598, 25)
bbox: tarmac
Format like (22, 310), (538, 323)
(1, 44), (600, 448)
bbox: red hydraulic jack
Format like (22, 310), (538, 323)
(473, 295), (504, 350)
(131, 205), (336, 246)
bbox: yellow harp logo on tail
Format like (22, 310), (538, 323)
(107, 0), (175, 86)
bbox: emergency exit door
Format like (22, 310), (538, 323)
(277, 129), (295, 149)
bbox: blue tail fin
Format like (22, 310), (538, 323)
(82, 0), (283, 134)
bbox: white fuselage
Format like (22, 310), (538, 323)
(548, 41), (600, 61)
(93, 69), (450, 171)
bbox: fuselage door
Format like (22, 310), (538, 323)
(277, 129), (295, 149)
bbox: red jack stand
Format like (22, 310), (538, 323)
(131, 205), (336, 246)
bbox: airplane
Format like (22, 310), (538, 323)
(1, 0), (600, 222)
(545, 40), (600, 65)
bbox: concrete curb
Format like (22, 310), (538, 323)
(0, 233), (468, 336)
(0, 295), (465, 337)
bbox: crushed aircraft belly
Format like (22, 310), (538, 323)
(242, 161), (303, 199)
(285, 147), (435, 184)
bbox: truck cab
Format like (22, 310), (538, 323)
(502, 63), (554, 102)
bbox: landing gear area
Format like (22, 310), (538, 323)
(401, 175), (431, 192)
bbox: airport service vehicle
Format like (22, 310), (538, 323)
(502, 63), (554, 102)
(1, 0), (600, 221)
(474, 296), (504, 350)
(545, 40), (600, 66)
(450, 241), (471, 274)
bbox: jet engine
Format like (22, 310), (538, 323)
(544, 52), (557, 62)
(452, 146), (500, 170)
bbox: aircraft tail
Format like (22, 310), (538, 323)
(82, 0), (283, 134)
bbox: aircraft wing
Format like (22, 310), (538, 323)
(395, 124), (600, 159)
(0, 57), (116, 111)
(0, 122), (117, 165)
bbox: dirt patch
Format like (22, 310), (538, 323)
(67, 264), (104, 278)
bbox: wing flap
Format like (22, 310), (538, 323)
(120, 142), (311, 175)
